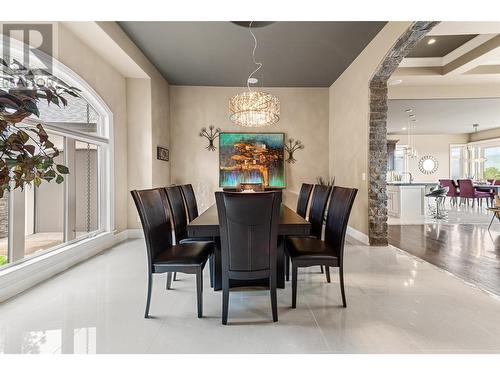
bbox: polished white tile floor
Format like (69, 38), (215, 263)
(1, 237), (500, 354)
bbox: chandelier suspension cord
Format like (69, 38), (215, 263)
(247, 21), (262, 91)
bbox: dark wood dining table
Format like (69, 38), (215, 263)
(187, 203), (311, 290)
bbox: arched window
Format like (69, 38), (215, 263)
(0, 35), (113, 269)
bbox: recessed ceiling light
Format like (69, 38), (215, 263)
(389, 79), (403, 86)
(402, 127), (407, 130)
(405, 109), (413, 113)
(427, 38), (436, 45)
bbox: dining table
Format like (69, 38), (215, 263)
(474, 183), (500, 191)
(187, 203), (311, 290)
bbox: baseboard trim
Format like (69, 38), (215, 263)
(0, 229), (129, 303)
(127, 228), (144, 238)
(347, 226), (369, 245)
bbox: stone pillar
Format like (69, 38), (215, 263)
(368, 21), (439, 245)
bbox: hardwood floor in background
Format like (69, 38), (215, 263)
(388, 224), (500, 297)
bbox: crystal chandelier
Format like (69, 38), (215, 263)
(229, 22), (280, 127)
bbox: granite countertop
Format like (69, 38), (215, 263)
(387, 182), (439, 186)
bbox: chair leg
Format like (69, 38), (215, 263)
(291, 264), (298, 308)
(196, 268), (203, 318)
(222, 276), (229, 325)
(488, 213), (496, 230)
(145, 272), (152, 318)
(320, 265), (324, 274)
(166, 272), (172, 290)
(270, 273), (278, 322)
(209, 253), (214, 288)
(173, 272), (177, 281)
(325, 266), (331, 283)
(339, 266), (347, 308)
(285, 254), (290, 281)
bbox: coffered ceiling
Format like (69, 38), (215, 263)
(388, 98), (500, 135)
(118, 21), (386, 87)
(390, 22), (500, 86)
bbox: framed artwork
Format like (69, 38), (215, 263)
(219, 132), (285, 188)
(157, 146), (169, 162)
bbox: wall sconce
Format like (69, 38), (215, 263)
(199, 125), (221, 151)
(284, 138), (304, 164)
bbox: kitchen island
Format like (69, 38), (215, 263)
(387, 182), (439, 222)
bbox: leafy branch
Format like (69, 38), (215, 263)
(0, 58), (79, 198)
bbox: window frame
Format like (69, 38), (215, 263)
(0, 37), (115, 273)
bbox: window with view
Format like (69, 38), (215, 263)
(483, 146), (500, 180)
(0, 93), (109, 270)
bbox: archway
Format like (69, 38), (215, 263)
(368, 21), (439, 245)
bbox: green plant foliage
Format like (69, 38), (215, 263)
(484, 167), (500, 180)
(0, 255), (7, 266)
(0, 58), (80, 198)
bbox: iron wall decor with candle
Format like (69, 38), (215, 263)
(284, 138), (304, 163)
(199, 125), (221, 151)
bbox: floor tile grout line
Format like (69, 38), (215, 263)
(305, 299), (333, 352)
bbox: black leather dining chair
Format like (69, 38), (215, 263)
(296, 183), (313, 219)
(285, 186), (357, 308)
(215, 191), (281, 325)
(286, 184), (332, 280)
(165, 185), (214, 286)
(131, 188), (212, 318)
(180, 184), (199, 222)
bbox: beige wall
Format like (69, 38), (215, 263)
(57, 23), (129, 232)
(388, 134), (469, 182)
(470, 128), (500, 142)
(59, 22), (172, 231)
(170, 86), (329, 211)
(329, 22), (412, 235)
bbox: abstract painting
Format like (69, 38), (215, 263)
(219, 132), (285, 188)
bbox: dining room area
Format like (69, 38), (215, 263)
(2, 7), (500, 372)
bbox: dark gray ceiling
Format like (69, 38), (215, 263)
(407, 34), (478, 58)
(118, 21), (386, 87)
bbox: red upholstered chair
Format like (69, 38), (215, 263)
(439, 179), (460, 205)
(457, 179), (491, 207)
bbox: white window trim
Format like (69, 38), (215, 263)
(0, 35), (117, 301)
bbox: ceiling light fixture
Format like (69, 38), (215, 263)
(403, 110), (418, 158)
(229, 21), (280, 127)
(427, 38), (436, 45)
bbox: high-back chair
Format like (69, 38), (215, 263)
(309, 184), (333, 239)
(165, 185), (189, 242)
(285, 184), (332, 280)
(296, 183), (313, 219)
(166, 185), (214, 285)
(458, 179), (491, 207)
(215, 191), (281, 325)
(439, 179), (460, 205)
(131, 188), (212, 318)
(285, 186), (357, 308)
(180, 184), (199, 222)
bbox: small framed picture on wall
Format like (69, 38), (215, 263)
(157, 146), (169, 162)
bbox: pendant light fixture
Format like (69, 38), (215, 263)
(404, 109), (418, 158)
(229, 21), (280, 127)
